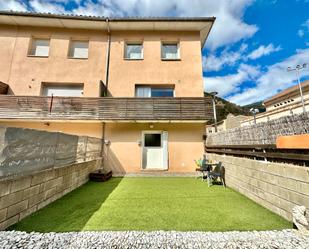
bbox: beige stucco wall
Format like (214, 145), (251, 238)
(0, 25), (106, 97)
(104, 123), (205, 174)
(0, 26), (204, 98)
(108, 31), (204, 97)
(0, 121), (103, 138)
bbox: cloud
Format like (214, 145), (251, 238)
(29, 0), (66, 13)
(247, 44), (282, 60)
(0, 0), (27, 11)
(227, 48), (309, 105)
(204, 64), (261, 97)
(203, 43), (281, 72)
(298, 19), (309, 37)
(203, 44), (248, 72)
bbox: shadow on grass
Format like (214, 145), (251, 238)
(9, 178), (123, 232)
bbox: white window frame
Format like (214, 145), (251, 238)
(28, 37), (50, 57)
(68, 40), (89, 59)
(161, 41), (180, 60)
(124, 42), (143, 60)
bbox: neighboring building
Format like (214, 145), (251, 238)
(241, 80), (309, 126)
(206, 114), (249, 134)
(0, 11), (215, 174)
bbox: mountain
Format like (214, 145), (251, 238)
(204, 92), (250, 122)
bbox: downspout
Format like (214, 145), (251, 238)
(101, 18), (111, 167)
(105, 18), (111, 94)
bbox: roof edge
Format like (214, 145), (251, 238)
(263, 80), (309, 105)
(0, 10), (216, 23)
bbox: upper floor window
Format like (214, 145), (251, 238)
(161, 42), (180, 60)
(68, 40), (89, 59)
(135, 85), (174, 97)
(124, 42), (143, 60)
(28, 38), (50, 57)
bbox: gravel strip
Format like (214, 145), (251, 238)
(0, 229), (308, 249)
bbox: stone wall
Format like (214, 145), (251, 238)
(0, 159), (101, 230)
(207, 112), (309, 146)
(206, 153), (309, 222)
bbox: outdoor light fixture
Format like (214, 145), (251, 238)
(287, 63), (307, 113)
(250, 108), (259, 125)
(209, 92), (218, 132)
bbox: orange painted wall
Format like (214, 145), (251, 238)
(276, 134), (309, 149)
(104, 123), (205, 174)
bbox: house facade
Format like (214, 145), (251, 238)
(0, 11), (215, 174)
(241, 80), (309, 126)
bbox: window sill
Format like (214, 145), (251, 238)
(27, 55), (49, 58)
(161, 58), (181, 61)
(67, 57), (89, 60)
(124, 58), (144, 61)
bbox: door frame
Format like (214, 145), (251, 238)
(141, 130), (165, 170)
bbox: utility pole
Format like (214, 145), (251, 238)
(209, 92), (218, 132)
(287, 64), (307, 113)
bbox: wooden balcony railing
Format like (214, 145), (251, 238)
(0, 95), (213, 121)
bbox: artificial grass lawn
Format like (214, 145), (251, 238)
(10, 177), (291, 232)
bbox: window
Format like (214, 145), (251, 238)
(144, 134), (161, 147)
(161, 42), (179, 60)
(68, 40), (89, 59)
(135, 86), (174, 97)
(42, 84), (84, 97)
(151, 88), (174, 97)
(124, 43), (143, 59)
(29, 38), (50, 57)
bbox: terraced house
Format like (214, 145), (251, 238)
(0, 11), (215, 174)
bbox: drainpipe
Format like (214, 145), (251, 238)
(101, 19), (111, 167)
(105, 18), (111, 94)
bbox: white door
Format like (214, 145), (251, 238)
(142, 131), (168, 170)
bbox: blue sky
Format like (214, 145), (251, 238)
(0, 0), (308, 105)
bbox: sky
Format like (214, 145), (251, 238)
(0, 0), (308, 105)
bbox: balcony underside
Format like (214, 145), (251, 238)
(0, 96), (213, 122)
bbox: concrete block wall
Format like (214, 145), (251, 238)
(206, 153), (309, 221)
(0, 159), (101, 230)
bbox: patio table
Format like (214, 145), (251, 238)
(196, 162), (219, 181)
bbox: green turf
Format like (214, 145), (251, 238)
(10, 177), (291, 232)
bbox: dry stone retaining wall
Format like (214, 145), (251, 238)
(0, 159), (101, 230)
(207, 112), (309, 146)
(206, 153), (309, 222)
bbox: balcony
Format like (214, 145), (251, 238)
(0, 95), (213, 122)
